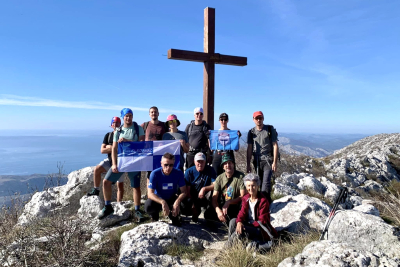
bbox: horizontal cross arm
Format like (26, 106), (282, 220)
(168, 49), (209, 62)
(168, 49), (247, 66)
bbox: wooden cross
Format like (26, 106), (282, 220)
(167, 7), (247, 129)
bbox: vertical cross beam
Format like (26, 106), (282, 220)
(203, 7), (215, 129)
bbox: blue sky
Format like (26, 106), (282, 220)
(1, 0), (399, 134)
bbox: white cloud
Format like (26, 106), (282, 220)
(0, 94), (192, 114)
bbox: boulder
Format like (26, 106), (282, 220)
(353, 203), (380, 216)
(270, 194), (330, 233)
(278, 240), (400, 267)
(98, 201), (133, 228)
(359, 180), (384, 192)
(273, 183), (300, 197)
(17, 167), (95, 225)
(118, 222), (203, 267)
(297, 176), (326, 195)
(78, 195), (103, 219)
(327, 210), (400, 258)
(350, 196), (363, 206)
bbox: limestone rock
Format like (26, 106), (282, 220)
(353, 203), (380, 216)
(273, 183), (300, 197)
(278, 240), (400, 267)
(359, 180), (384, 192)
(118, 222), (203, 267)
(78, 195), (103, 219)
(297, 176), (326, 195)
(327, 210), (400, 258)
(350, 195), (363, 206)
(270, 194), (330, 233)
(98, 201), (133, 228)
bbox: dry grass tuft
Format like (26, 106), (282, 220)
(215, 230), (319, 267)
(164, 242), (204, 262)
(371, 180), (400, 227)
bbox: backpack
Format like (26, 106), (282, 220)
(115, 122), (140, 140)
(187, 120), (208, 138)
(107, 131), (114, 145)
(250, 125), (280, 162)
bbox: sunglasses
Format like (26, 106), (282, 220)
(195, 113), (203, 116)
(220, 118), (228, 122)
(169, 119), (177, 123)
(255, 116), (263, 120)
(163, 164), (174, 168)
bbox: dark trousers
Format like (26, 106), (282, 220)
(227, 218), (264, 245)
(186, 154), (195, 169)
(253, 158), (273, 202)
(204, 203), (240, 222)
(180, 189), (211, 217)
(144, 195), (180, 224)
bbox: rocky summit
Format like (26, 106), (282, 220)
(2, 133), (400, 267)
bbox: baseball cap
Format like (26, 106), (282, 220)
(253, 111), (264, 118)
(165, 114), (181, 127)
(221, 154), (235, 166)
(219, 113), (229, 120)
(194, 107), (204, 115)
(194, 152), (206, 161)
(111, 117), (121, 126)
(121, 108), (133, 117)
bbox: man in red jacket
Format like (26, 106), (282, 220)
(227, 173), (278, 251)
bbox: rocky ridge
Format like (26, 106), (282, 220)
(4, 133), (400, 266)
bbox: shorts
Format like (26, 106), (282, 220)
(104, 168), (140, 188)
(99, 159), (124, 183)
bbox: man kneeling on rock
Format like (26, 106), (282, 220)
(181, 152), (216, 222)
(145, 152), (187, 226)
(204, 154), (246, 223)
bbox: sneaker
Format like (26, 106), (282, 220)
(134, 210), (144, 223)
(87, 188), (100, 197)
(97, 205), (114, 220)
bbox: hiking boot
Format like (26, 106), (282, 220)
(98, 205), (114, 220)
(134, 210), (144, 223)
(87, 188), (100, 197)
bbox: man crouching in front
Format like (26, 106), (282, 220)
(145, 152), (187, 226)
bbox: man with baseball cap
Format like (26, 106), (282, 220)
(185, 107), (211, 168)
(181, 152), (216, 222)
(204, 154), (246, 223)
(98, 108), (145, 220)
(162, 114), (189, 173)
(246, 111), (279, 204)
(87, 117), (125, 201)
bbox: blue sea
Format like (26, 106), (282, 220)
(0, 130), (109, 175)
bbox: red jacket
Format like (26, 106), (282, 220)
(236, 192), (278, 240)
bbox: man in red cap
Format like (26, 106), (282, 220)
(246, 111), (279, 203)
(87, 116), (124, 201)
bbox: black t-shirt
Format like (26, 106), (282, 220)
(185, 121), (211, 155)
(102, 131), (114, 164)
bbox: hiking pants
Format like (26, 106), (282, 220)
(253, 158), (273, 201)
(204, 204), (240, 222)
(227, 218), (263, 245)
(144, 195), (180, 224)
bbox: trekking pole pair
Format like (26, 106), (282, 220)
(319, 186), (349, 240)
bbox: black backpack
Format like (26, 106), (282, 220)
(250, 125), (280, 161)
(187, 120), (209, 138)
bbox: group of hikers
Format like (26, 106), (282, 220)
(87, 106), (279, 251)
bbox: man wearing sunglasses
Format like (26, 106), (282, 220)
(185, 107), (211, 169)
(145, 152), (187, 226)
(246, 111), (279, 204)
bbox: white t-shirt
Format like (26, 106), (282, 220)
(248, 198), (258, 224)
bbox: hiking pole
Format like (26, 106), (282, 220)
(319, 187), (348, 240)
